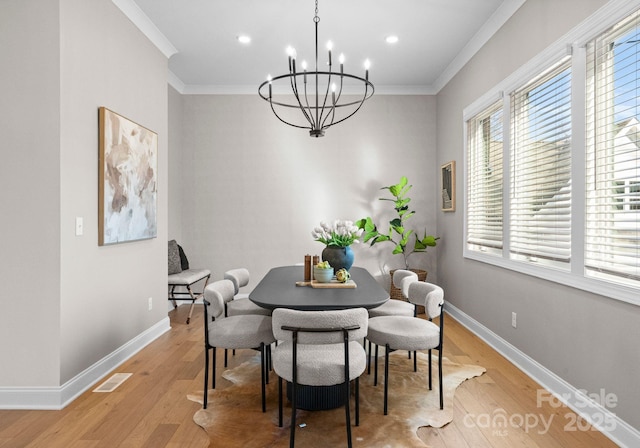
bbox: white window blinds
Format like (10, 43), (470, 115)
(510, 59), (572, 267)
(466, 103), (504, 253)
(586, 11), (640, 286)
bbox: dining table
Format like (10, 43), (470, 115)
(249, 265), (389, 411)
(249, 265), (389, 311)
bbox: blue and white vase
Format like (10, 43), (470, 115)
(321, 245), (354, 272)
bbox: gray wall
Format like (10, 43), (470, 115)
(436, 0), (640, 430)
(175, 94), (438, 291)
(0, 0), (169, 388)
(0, 0), (62, 386)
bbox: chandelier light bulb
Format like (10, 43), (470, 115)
(301, 60), (308, 70)
(364, 59), (371, 70)
(339, 53), (345, 64)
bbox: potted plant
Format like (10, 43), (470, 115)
(311, 220), (363, 271)
(356, 176), (438, 301)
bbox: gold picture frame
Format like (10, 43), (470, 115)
(98, 107), (158, 246)
(441, 161), (455, 212)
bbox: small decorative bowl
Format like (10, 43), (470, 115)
(313, 267), (334, 283)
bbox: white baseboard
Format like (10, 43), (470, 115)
(445, 303), (639, 448)
(0, 317), (171, 410)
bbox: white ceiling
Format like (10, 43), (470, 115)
(115, 0), (526, 94)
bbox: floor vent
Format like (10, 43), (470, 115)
(93, 373), (132, 393)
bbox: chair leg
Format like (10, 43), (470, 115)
(345, 379), (353, 448)
(438, 349), (444, 410)
(203, 347), (209, 409)
(278, 376), (283, 427)
(355, 377), (360, 426)
(414, 350), (418, 372)
(260, 343), (266, 412)
(374, 344), (379, 386)
(384, 344), (390, 415)
(212, 347), (217, 390)
(265, 344), (271, 385)
(290, 380), (297, 448)
(367, 340), (372, 375)
(224, 349), (228, 368)
(428, 349), (433, 390)
(185, 284), (196, 324)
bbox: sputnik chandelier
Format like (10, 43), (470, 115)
(258, 0), (374, 137)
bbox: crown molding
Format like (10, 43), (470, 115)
(432, 0), (526, 93)
(111, 0), (177, 59)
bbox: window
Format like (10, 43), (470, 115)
(586, 11), (640, 286)
(466, 103), (504, 254)
(510, 59), (572, 268)
(464, 2), (640, 303)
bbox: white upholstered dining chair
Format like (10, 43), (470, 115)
(202, 279), (276, 411)
(271, 308), (368, 448)
(366, 281), (444, 415)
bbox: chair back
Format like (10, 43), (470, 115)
(407, 281), (444, 319)
(224, 268), (250, 294)
(272, 308), (368, 344)
(203, 279), (235, 319)
(392, 269), (419, 298)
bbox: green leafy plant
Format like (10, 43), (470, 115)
(356, 176), (438, 269)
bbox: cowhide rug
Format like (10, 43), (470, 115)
(188, 351), (485, 447)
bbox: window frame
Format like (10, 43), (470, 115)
(462, 0), (640, 307)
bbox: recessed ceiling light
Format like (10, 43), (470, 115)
(385, 35), (399, 44)
(237, 35), (251, 44)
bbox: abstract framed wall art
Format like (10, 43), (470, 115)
(98, 107), (158, 246)
(441, 160), (455, 212)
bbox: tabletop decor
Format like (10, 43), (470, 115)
(312, 220), (363, 271)
(313, 260), (334, 283)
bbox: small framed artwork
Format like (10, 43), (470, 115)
(99, 107), (158, 246)
(441, 160), (455, 212)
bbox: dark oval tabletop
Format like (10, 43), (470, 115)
(249, 265), (389, 311)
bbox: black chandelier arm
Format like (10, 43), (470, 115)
(317, 69), (335, 129)
(290, 75), (315, 128)
(268, 98), (312, 130)
(321, 83), (373, 131)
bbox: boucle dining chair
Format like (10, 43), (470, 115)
(367, 269), (418, 318)
(366, 281), (444, 415)
(202, 279), (276, 411)
(272, 308), (369, 448)
(367, 269), (418, 375)
(223, 268), (271, 317)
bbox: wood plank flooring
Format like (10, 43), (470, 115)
(0, 305), (618, 447)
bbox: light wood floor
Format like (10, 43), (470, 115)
(0, 304), (617, 448)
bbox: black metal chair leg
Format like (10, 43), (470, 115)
(428, 348), (433, 390)
(355, 377), (360, 426)
(374, 344), (379, 386)
(414, 350), (417, 372)
(439, 350), (444, 409)
(278, 376), (283, 427)
(224, 348), (228, 368)
(367, 340), (371, 374)
(345, 379), (353, 448)
(384, 344), (390, 415)
(203, 347), (209, 409)
(212, 347), (217, 389)
(290, 381), (297, 448)
(260, 343), (266, 412)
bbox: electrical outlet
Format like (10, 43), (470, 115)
(148, 297), (153, 311)
(511, 312), (517, 328)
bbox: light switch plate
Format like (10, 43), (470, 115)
(75, 217), (83, 236)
